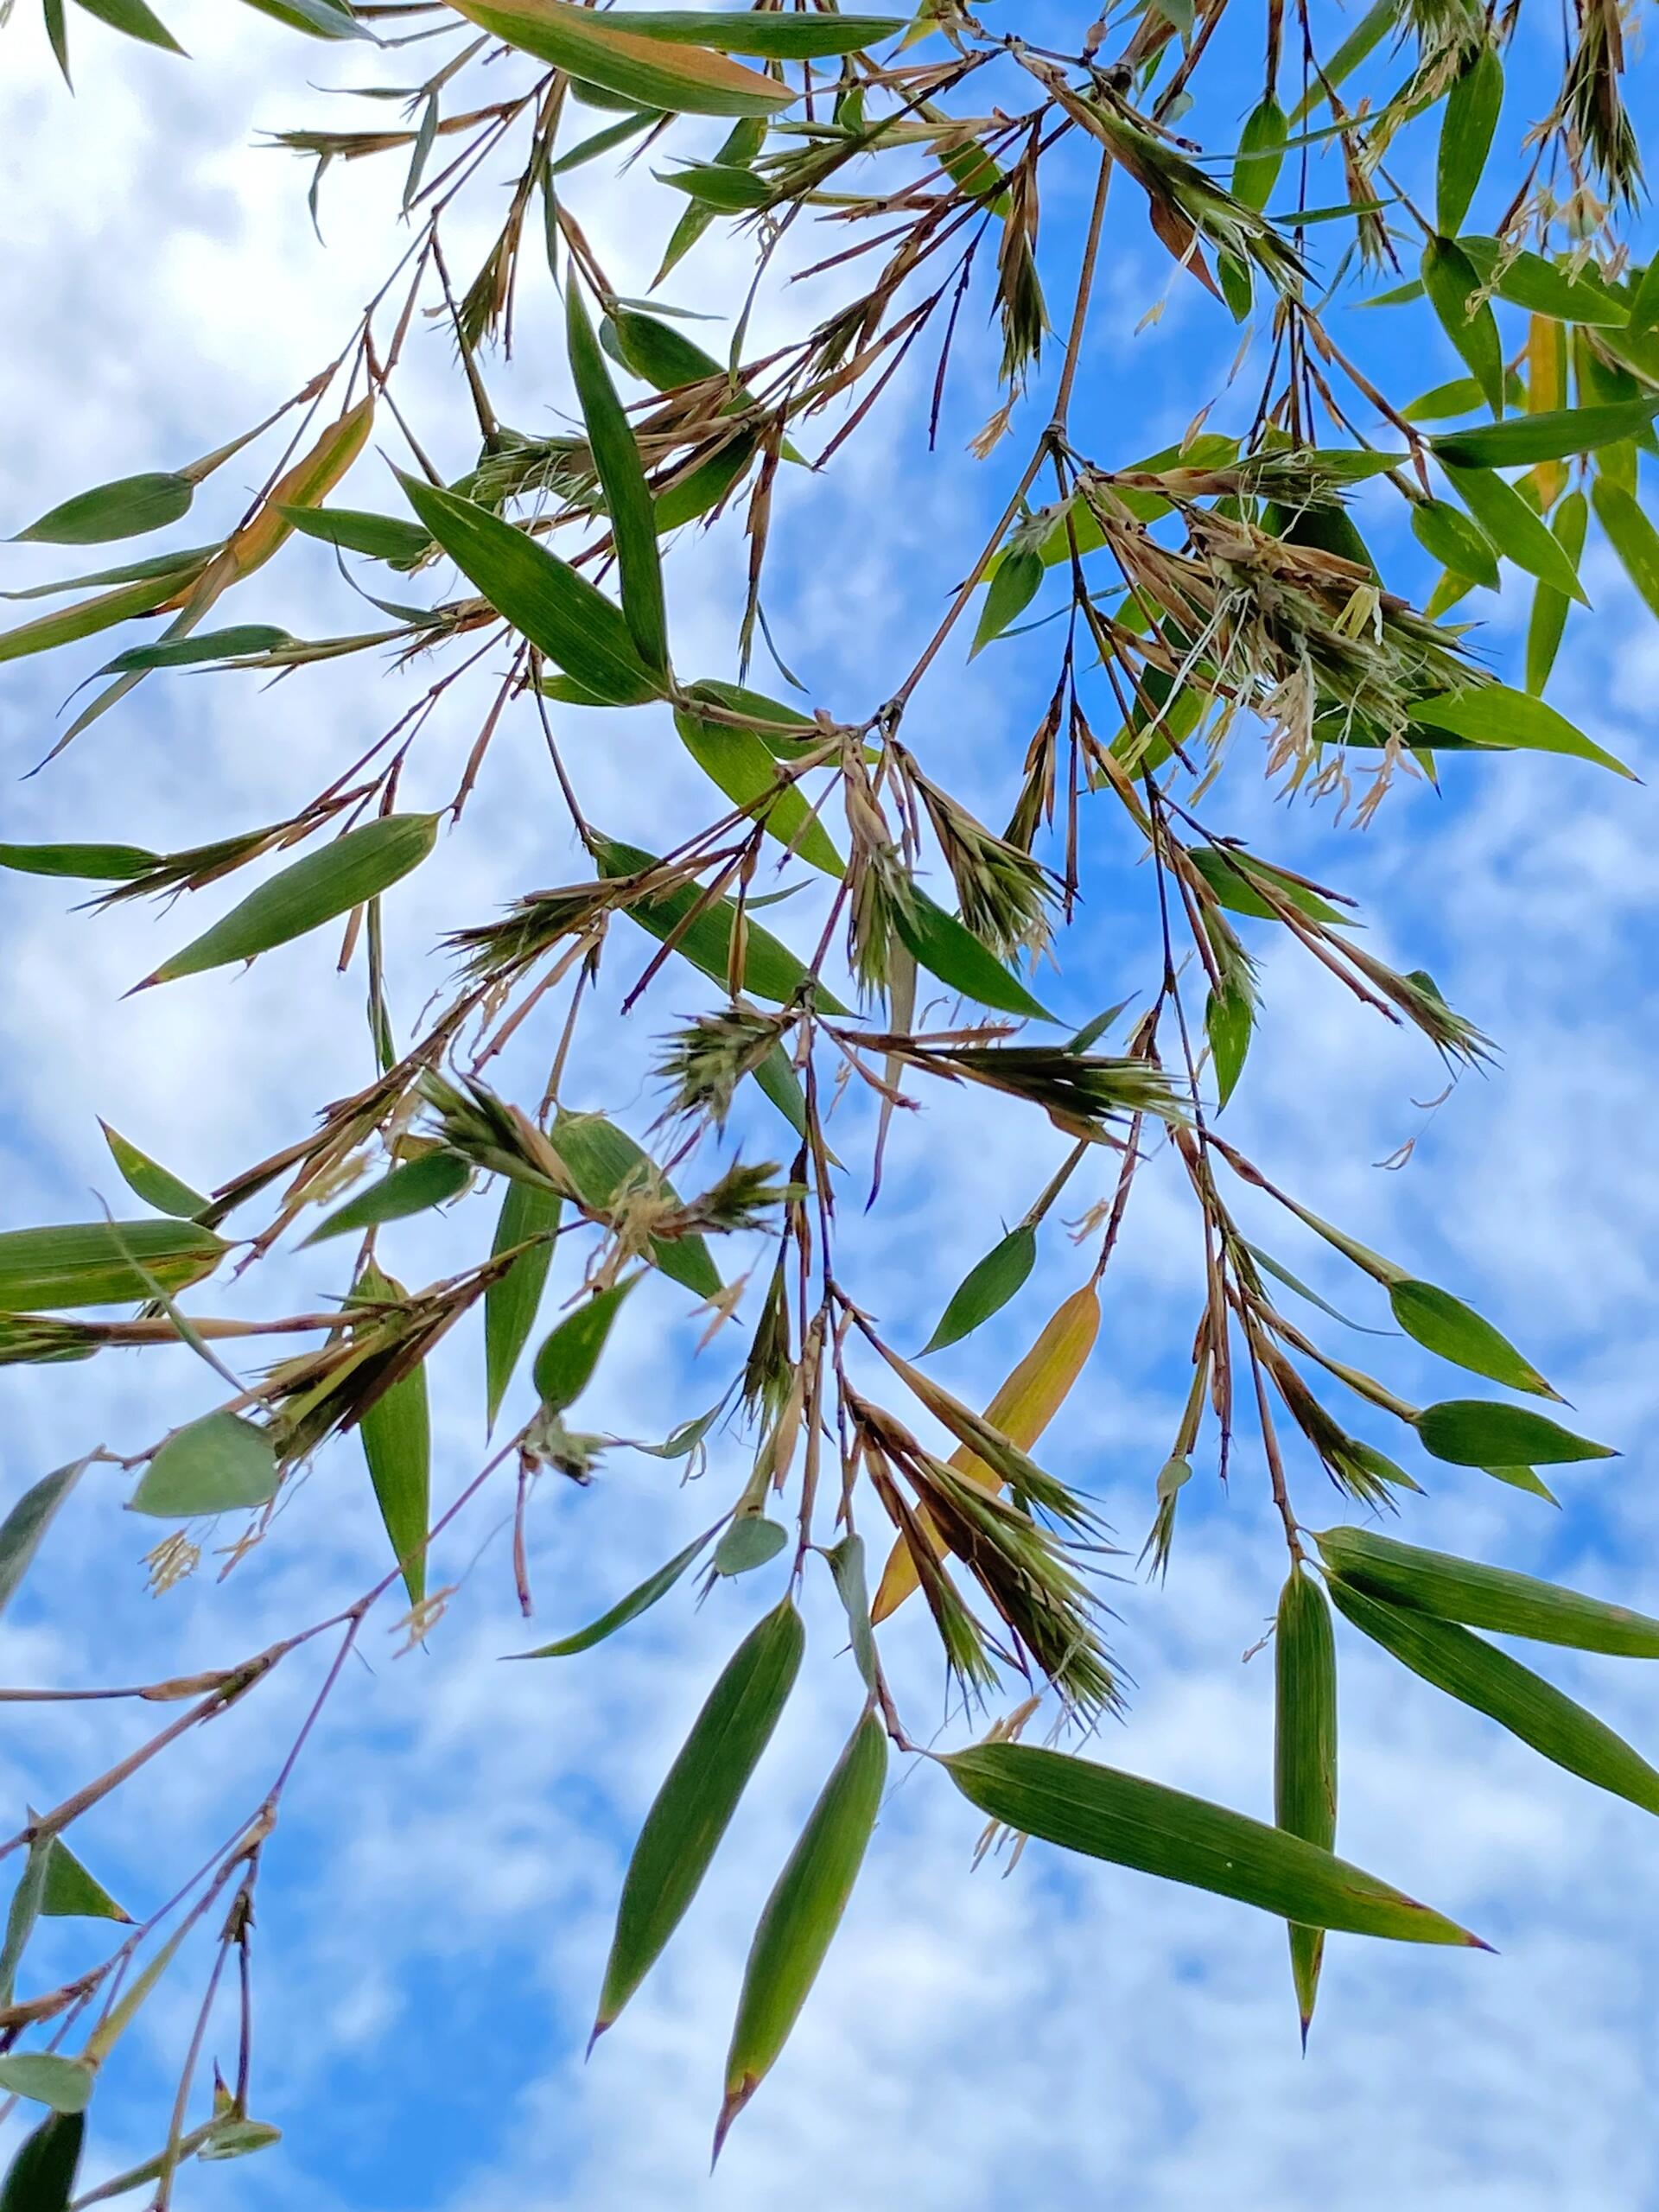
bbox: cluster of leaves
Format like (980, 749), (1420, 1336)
(1, 0), (1656, 2190)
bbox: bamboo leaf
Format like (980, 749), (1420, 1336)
(15, 471), (193, 546)
(1389, 1279), (1557, 1396)
(1525, 490), (1587, 694)
(0, 842), (157, 880)
(224, 397), (374, 579)
(1205, 980), (1252, 1109)
(354, 1265), (429, 1610)
(896, 889), (1054, 1023)
(1313, 1524), (1659, 1656)
(1630, 259), (1659, 339)
(1433, 397), (1659, 468)
(1327, 1579), (1659, 1817)
(485, 1178), (561, 1428)
(71, 0), (182, 53)
(1231, 94), (1287, 213)
(0, 2110), (86, 2212)
(145, 813), (439, 986)
(1415, 1399), (1615, 1467)
(671, 706), (842, 875)
(449, 0), (791, 117)
(1410, 499), (1498, 588)
(0, 1219), (225, 1312)
(717, 1711), (886, 2157)
(714, 1516), (788, 1576)
(594, 1598), (804, 2036)
(512, 1522), (720, 1657)
(0, 569), (208, 667)
(1421, 238), (1503, 417)
(1592, 478), (1659, 620)
(1406, 684), (1630, 776)
(658, 160), (772, 210)
(1435, 46), (1501, 238)
(551, 1106), (721, 1297)
(873, 1282), (1099, 1619)
(943, 1740), (1481, 1944)
(595, 10), (899, 57)
(921, 1224), (1036, 1355)
(567, 279), (669, 674)
(1185, 845), (1351, 927)
(969, 549), (1042, 656)
(0, 2056), (94, 2114)
(278, 505), (430, 563)
(532, 1279), (634, 1411)
(1287, 0), (1395, 121)
(827, 1535), (877, 1689)
(41, 1840), (130, 1924)
(128, 1410), (279, 1519)
(0, 1461), (83, 1618)
(98, 1123), (209, 1220)
(397, 473), (662, 704)
(1458, 237), (1630, 327)
(1444, 462), (1592, 602)
(303, 1149), (469, 1243)
(1274, 1566), (1338, 2043)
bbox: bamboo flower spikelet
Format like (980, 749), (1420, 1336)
(3, 0), (1658, 2185)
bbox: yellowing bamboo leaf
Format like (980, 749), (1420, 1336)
(447, 0), (791, 118)
(223, 397), (374, 580)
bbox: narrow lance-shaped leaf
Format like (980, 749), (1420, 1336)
(1313, 1523), (1659, 1656)
(671, 705), (843, 877)
(590, 10), (899, 58)
(128, 1408), (279, 1519)
(1433, 397), (1659, 470)
(827, 1535), (878, 1691)
(873, 1282), (1099, 1620)
(1387, 1279), (1558, 1397)
(512, 1522), (721, 1658)
(970, 550), (1042, 656)
(0, 1460), (84, 1618)
(1274, 1567), (1338, 2044)
(0, 566), (211, 668)
(943, 1741), (1483, 1945)
(717, 1711), (887, 2158)
(0, 2110), (86, 2212)
(1326, 1579), (1659, 1819)
(896, 887), (1054, 1024)
(303, 1148), (470, 1244)
(714, 1516), (789, 1576)
(99, 1122), (209, 1219)
(279, 504), (431, 563)
(0, 2055), (94, 2114)
(448, 0), (791, 118)
(532, 1279), (634, 1412)
(1410, 499), (1498, 590)
(1231, 94), (1287, 213)
(1444, 464), (1591, 604)
(143, 813), (439, 987)
(1415, 1399), (1616, 1468)
(0, 1219), (225, 1312)
(15, 471), (194, 546)
(1421, 238), (1503, 418)
(594, 1598), (804, 2037)
(1435, 45), (1502, 238)
(71, 0), (183, 53)
(1406, 685), (1631, 777)
(0, 842), (158, 880)
(485, 1178), (561, 1428)
(354, 1266), (430, 1611)
(1205, 981), (1252, 1109)
(550, 1104), (722, 1298)
(921, 1224), (1036, 1356)
(1592, 478), (1659, 620)
(566, 278), (669, 675)
(1526, 490), (1586, 695)
(41, 1839), (130, 1924)
(397, 473), (662, 706)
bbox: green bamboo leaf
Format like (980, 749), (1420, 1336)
(1592, 477), (1659, 620)
(0, 1841), (49, 2011)
(44, 0), (72, 80)
(0, 544), (216, 603)
(15, 471), (193, 546)
(896, 889), (1054, 1023)
(1403, 374), (1495, 423)
(921, 1224), (1037, 1355)
(277, 505), (431, 563)
(1629, 259), (1659, 339)
(1287, 0), (1395, 120)
(1458, 237), (1630, 327)
(354, 1266), (429, 1610)
(603, 305), (726, 391)
(1313, 1524), (1659, 1656)
(1407, 684), (1630, 775)
(751, 1042), (810, 1141)
(597, 9), (899, 56)
(128, 1409), (279, 1519)
(1446, 462), (1592, 602)
(1435, 46), (1501, 238)
(0, 842), (157, 880)
(485, 1178), (561, 1428)
(512, 1522), (721, 1657)
(532, 1279), (634, 1411)
(1415, 1399), (1615, 1467)
(826, 1535), (877, 1690)
(1205, 981), (1252, 1109)
(671, 705), (842, 875)
(99, 1122), (209, 1219)
(943, 1741), (1481, 1944)
(1421, 238), (1503, 418)
(303, 1149), (470, 1244)
(396, 473), (661, 705)
(594, 834), (848, 1015)
(658, 160), (772, 210)
(1389, 1279), (1556, 1396)
(144, 813), (438, 986)
(714, 1515), (788, 1576)
(1433, 397), (1659, 469)
(72, 0), (183, 48)
(237, 0), (369, 37)
(969, 548), (1042, 656)
(0, 2056), (93, 2114)
(93, 624), (293, 678)
(1525, 490), (1587, 694)
(1231, 93), (1287, 213)
(0, 1219), (225, 1312)
(595, 1598), (804, 2037)
(717, 1710), (887, 2156)
(567, 280), (669, 675)
(550, 1106), (721, 1297)
(1185, 845), (1351, 927)
(41, 1840), (130, 1924)
(1410, 499), (1498, 588)
(0, 1461), (83, 1618)
(1327, 1579), (1659, 1817)
(1274, 1566), (1337, 2044)
(0, 2110), (85, 2212)
(449, 0), (790, 117)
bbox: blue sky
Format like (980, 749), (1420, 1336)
(2, 4), (1659, 2206)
